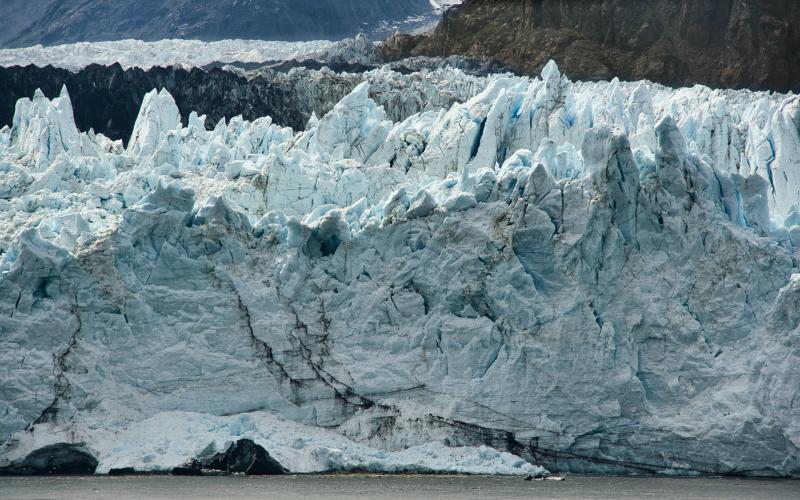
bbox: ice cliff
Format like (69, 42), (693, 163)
(0, 61), (799, 476)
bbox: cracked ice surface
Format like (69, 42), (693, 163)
(0, 59), (799, 476)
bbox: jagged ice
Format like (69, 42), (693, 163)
(0, 59), (798, 476)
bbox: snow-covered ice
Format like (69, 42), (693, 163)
(0, 37), (376, 71)
(0, 59), (799, 476)
(7, 411), (542, 475)
(429, 1), (464, 12)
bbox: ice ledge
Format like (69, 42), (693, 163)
(7, 411), (545, 476)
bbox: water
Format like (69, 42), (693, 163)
(0, 474), (797, 500)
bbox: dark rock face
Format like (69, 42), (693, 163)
(0, 64), (354, 144)
(205, 439), (287, 475)
(171, 460), (203, 476)
(172, 439), (286, 476)
(1, 0), (435, 48)
(0, 443), (98, 475)
(0, 64), (304, 145)
(380, 0), (800, 92)
(0, 62), (480, 145)
(107, 467), (137, 476)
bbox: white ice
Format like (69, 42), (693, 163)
(0, 37), (376, 71)
(1, 56), (799, 476)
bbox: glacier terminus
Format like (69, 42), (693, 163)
(0, 55), (799, 477)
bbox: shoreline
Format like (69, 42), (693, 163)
(1, 472), (798, 480)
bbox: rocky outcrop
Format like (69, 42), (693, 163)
(173, 439), (287, 476)
(380, 0), (800, 92)
(207, 439), (287, 475)
(0, 443), (98, 475)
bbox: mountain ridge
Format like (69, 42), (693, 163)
(1, 0), (438, 48)
(379, 0), (800, 92)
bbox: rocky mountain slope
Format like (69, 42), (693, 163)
(0, 60), (798, 476)
(0, 0), (437, 48)
(380, 0), (800, 92)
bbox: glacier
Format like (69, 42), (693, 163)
(0, 37), (376, 71)
(0, 59), (799, 476)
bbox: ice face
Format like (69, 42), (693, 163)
(11, 86), (81, 166)
(127, 89), (182, 159)
(301, 81), (393, 164)
(0, 59), (798, 476)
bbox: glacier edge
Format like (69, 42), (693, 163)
(0, 60), (798, 476)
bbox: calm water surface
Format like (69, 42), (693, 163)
(0, 474), (797, 500)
